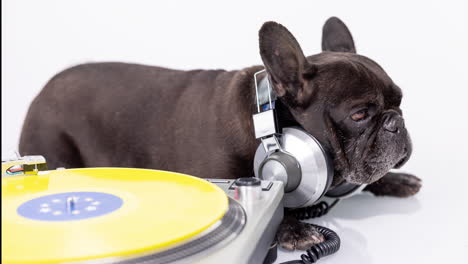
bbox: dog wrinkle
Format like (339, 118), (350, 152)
(326, 116), (352, 179)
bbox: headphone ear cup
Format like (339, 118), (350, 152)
(258, 151), (301, 193)
(254, 127), (333, 208)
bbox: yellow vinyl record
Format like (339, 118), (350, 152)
(2, 168), (229, 264)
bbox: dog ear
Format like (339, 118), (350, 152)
(259, 21), (317, 107)
(322, 17), (356, 53)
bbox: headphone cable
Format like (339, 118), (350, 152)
(287, 199), (340, 220)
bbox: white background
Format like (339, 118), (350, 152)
(2, 0), (468, 263)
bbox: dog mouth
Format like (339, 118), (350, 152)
(394, 151), (408, 169)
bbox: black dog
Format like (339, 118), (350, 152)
(19, 17), (421, 250)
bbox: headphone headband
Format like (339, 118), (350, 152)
(253, 69), (274, 113)
(252, 69), (281, 153)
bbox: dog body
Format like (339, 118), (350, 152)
(20, 63), (261, 178)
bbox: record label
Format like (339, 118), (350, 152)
(17, 191), (123, 221)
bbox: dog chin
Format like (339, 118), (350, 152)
(344, 171), (386, 185)
(343, 159), (396, 184)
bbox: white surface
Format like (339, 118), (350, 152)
(2, 1), (468, 263)
(275, 184), (468, 263)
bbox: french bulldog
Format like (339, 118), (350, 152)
(19, 17), (421, 250)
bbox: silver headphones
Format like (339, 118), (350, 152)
(252, 69), (364, 208)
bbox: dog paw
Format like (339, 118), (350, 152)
(365, 172), (422, 197)
(276, 216), (324, 251)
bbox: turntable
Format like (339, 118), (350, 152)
(2, 163), (284, 264)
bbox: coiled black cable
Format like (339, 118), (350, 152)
(286, 199), (340, 220)
(279, 199), (341, 264)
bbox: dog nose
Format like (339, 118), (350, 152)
(383, 111), (404, 133)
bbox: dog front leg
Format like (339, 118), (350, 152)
(276, 215), (325, 250)
(364, 172), (422, 197)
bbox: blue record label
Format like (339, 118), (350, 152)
(17, 192), (123, 221)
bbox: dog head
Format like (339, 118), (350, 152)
(258, 17), (412, 185)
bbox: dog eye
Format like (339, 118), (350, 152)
(351, 109), (368, 121)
